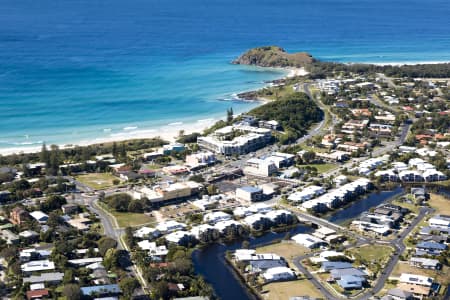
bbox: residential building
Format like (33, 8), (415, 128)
(23, 272), (64, 285)
(185, 151), (216, 167)
(398, 273), (434, 299)
(165, 230), (195, 245)
(428, 215), (450, 229)
(262, 266), (295, 282)
(203, 211), (231, 224)
(29, 211), (49, 224)
(156, 221), (187, 233)
(134, 226), (161, 239)
(382, 288), (413, 300)
(337, 275), (365, 290)
(291, 234), (328, 249)
(80, 284), (121, 297)
(409, 257), (440, 270)
(10, 207), (29, 225)
(243, 213), (271, 230)
(21, 260), (55, 274)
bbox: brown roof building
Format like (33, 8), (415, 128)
(10, 207), (29, 225)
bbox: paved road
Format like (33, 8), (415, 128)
(291, 206), (432, 300)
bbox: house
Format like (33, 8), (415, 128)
(156, 221), (187, 233)
(320, 261), (354, 272)
(26, 289), (49, 300)
(20, 248), (51, 262)
(337, 275), (365, 290)
(428, 215), (450, 229)
(291, 234), (328, 249)
(313, 227), (336, 239)
(203, 211), (231, 224)
(19, 230), (40, 242)
(21, 260), (55, 274)
(80, 284), (121, 297)
(243, 213), (271, 230)
(415, 241), (447, 256)
(214, 220), (243, 235)
(263, 152), (295, 168)
(235, 186), (264, 202)
(1, 229), (20, 244)
(382, 288), (414, 300)
(61, 204), (79, 215)
(137, 240), (168, 260)
(262, 266), (295, 282)
(23, 272), (64, 285)
(29, 211), (49, 224)
(398, 273), (434, 298)
(185, 151), (216, 167)
(264, 210), (295, 225)
(10, 207), (29, 225)
(249, 259), (287, 273)
(409, 257), (440, 270)
(190, 224), (219, 240)
(165, 231), (196, 245)
(67, 215), (92, 231)
(134, 226), (161, 239)
(68, 257), (103, 266)
(329, 268), (367, 281)
(288, 185), (325, 203)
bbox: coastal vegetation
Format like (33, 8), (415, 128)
(248, 92), (323, 144)
(232, 46), (315, 68)
(234, 46), (450, 78)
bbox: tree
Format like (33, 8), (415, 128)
(302, 151), (316, 164)
(103, 248), (120, 270)
(120, 277), (139, 299)
(40, 143), (50, 166)
(127, 200), (143, 213)
(112, 142), (118, 158)
(227, 107), (234, 123)
(98, 237), (118, 256)
(207, 184), (218, 196)
(62, 284), (81, 300)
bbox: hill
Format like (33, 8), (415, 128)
(232, 46), (315, 68)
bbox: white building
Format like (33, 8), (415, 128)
(288, 185), (325, 203)
(203, 211), (232, 224)
(21, 260), (55, 273)
(134, 227), (161, 239)
(185, 151), (216, 167)
(428, 215), (450, 229)
(214, 220), (243, 234)
(164, 230), (195, 245)
(29, 211), (49, 224)
(291, 233), (328, 249)
(262, 267), (295, 282)
(156, 221), (187, 233)
(243, 158), (278, 177)
(137, 241), (168, 258)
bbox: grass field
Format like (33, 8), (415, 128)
(262, 279), (322, 300)
(111, 211), (155, 228)
(76, 173), (119, 189)
(256, 242), (311, 268)
(428, 193), (450, 215)
(300, 163), (338, 173)
(98, 202), (155, 228)
(391, 199), (420, 214)
(347, 244), (394, 270)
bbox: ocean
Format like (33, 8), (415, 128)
(1, 0), (449, 151)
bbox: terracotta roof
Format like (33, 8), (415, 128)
(26, 289), (49, 300)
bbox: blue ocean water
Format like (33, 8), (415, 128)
(1, 0), (449, 150)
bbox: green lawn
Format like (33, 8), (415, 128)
(98, 202), (155, 228)
(262, 279), (323, 300)
(347, 244), (394, 271)
(75, 173), (119, 190)
(391, 198), (420, 214)
(428, 193), (450, 215)
(300, 163), (338, 173)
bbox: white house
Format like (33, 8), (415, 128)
(165, 230), (195, 245)
(262, 266), (295, 282)
(156, 221), (187, 233)
(134, 227), (161, 239)
(243, 158), (278, 177)
(243, 213), (270, 229)
(203, 211), (231, 224)
(190, 224), (219, 239)
(291, 233), (328, 249)
(137, 240), (168, 259)
(29, 211), (49, 224)
(214, 220), (243, 234)
(21, 260), (55, 273)
(428, 215), (450, 229)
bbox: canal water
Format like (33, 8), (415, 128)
(192, 187), (405, 300)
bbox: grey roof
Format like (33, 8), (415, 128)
(321, 261), (353, 271)
(387, 287), (413, 298)
(330, 268), (367, 279)
(80, 284), (121, 296)
(23, 272), (64, 284)
(249, 259), (287, 271)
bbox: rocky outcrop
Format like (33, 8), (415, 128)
(232, 46), (315, 68)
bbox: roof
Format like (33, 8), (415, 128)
(26, 289), (49, 299)
(416, 241), (447, 250)
(337, 275), (365, 289)
(321, 261), (353, 270)
(23, 272), (64, 284)
(238, 186), (263, 193)
(330, 268), (367, 278)
(387, 287), (413, 298)
(399, 273), (433, 286)
(80, 284), (121, 296)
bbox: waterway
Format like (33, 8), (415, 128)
(192, 187), (404, 300)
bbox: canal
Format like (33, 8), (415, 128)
(192, 187), (405, 300)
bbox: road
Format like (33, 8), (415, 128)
(291, 206), (432, 300)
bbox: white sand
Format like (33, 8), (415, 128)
(286, 67), (309, 78)
(0, 118), (219, 156)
